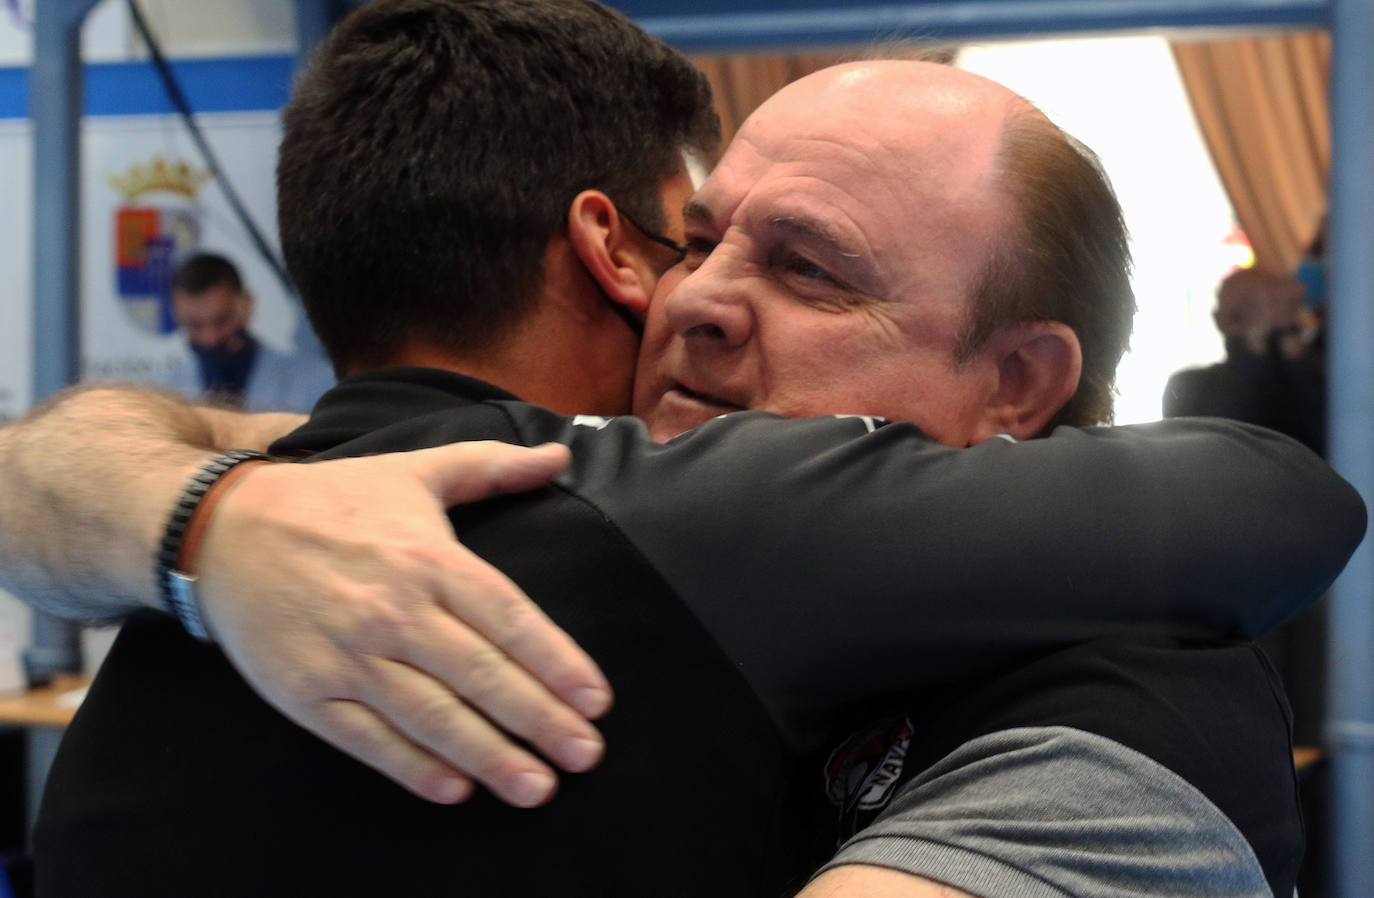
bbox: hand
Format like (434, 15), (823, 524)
(194, 441), (612, 807)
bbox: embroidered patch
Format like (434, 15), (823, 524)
(824, 715), (914, 817)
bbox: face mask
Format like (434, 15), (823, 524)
(192, 328), (258, 401)
(191, 330), (247, 366)
(1295, 257), (1326, 310)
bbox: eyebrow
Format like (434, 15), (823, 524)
(768, 216), (862, 260)
(682, 199), (714, 228)
(684, 201), (862, 258)
(681, 201), (879, 287)
(768, 214), (881, 290)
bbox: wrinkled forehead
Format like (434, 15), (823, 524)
(743, 66), (1009, 190)
(697, 67), (1013, 290)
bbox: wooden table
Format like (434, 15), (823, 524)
(0, 674), (87, 729)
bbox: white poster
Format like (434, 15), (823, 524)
(0, 47), (301, 420)
(0, 110), (292, 415)
(80, 111), (294, 386)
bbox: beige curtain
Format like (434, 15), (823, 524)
(1172, 31), (1330, 274)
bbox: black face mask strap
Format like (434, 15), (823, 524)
(619, 211), (688, 262)
(582, 208), (682, 339)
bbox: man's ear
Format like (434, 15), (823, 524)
(968, 321), (1082, 443)
(567, 190), (653, 321)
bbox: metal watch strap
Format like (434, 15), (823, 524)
(156, 449), (270, 641)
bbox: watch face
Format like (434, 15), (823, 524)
(167, 571), (210, 641)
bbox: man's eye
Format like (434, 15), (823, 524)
(784, 255), (838, 285)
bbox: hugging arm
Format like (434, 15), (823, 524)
(797, 869), (976, 898)
(540, 410), (1364, 738)
(0, 385), (296, 620)
(0, 389), (1363, 802)
(0, 384), (612, 807)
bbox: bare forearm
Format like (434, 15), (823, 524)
(0, 386), (609, 807)
(798, 867), (977, 898)
(0, 384), (301, 620)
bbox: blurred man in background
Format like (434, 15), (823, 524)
(1165, 242), (1332, 896)
(1165, 260), (1328, 743)
(161, 252), (334, 412)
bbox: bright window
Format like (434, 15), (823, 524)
(958, 36), (1241, 425)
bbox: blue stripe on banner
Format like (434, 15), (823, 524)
(0, 65), (21, 120)
(0, 54), (294, 120)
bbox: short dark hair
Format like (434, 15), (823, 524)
(172, 253), (243, 296)
(279, 0), (720, 372)
(960, 107), (1136, 430)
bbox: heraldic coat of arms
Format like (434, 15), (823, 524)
(108, 157), (211, 335)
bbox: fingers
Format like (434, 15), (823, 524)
(431, 540), (613, 719)
(196, 439), (612, 809)
(355, 657), (565, 808)
(401, 609), (606, 775)
(310, 699), (476, 805)
(400, 441), (614, 720)
(411, 441), (572, 506)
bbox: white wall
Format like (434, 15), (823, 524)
(0, 591), (28, 691)
(0, 0), (296, 65)
(0, 118), (33, 425)
(123, 0), (296, 57)
(81, 111), (292, 381)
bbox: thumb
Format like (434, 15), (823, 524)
(406, 441), (572, 507)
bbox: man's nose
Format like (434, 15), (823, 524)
(661, 263), (753, 350)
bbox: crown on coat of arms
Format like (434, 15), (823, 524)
(107, 157), (210, 201)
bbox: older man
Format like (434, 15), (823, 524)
(636, 62), (1102, 443)
(0, 3), (1360, 896)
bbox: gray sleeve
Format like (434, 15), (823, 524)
(818, 727), (1272, 898)
(507, 405), (1363, 746)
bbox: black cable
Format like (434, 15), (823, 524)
(123, 0), (293, 293)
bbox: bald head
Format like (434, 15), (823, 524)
(758, 60), (1133, 429)
(762, 59), (1032, 143)
(635, 59), (1132, 441)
